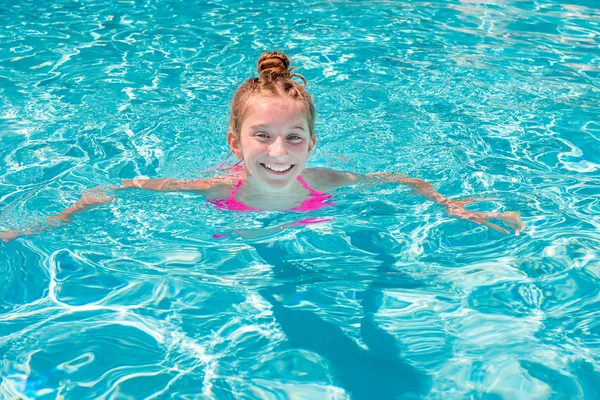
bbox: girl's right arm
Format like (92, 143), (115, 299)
(0, 178), (227, 242)
(0, 185), (116, 242)
(58, 177), (228, 221)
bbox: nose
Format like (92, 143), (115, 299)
(268, 136), (287, 158)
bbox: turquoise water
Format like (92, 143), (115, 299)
(1, 0), (599, 398)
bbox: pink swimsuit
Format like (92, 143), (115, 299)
(210, 176), (333, 211)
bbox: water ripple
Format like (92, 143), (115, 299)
(2, 0), (600, 398)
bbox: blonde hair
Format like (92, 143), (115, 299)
(230, 51), (315, 140)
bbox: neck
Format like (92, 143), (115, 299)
(242, 175), (304, 197)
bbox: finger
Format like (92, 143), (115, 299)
(503, 219), (525, 232)
(457, 211), (497, 222)
(502, 211), (521, 219)
(500, 212), (526, 232)
(513, 224), (526, 236)
(478, 219), (510, 234)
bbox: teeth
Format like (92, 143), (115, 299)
(264, 163), (292, 172)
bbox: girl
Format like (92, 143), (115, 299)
(0, 52), (525, 242)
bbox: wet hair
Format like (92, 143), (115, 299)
(230, 51), (315, 141)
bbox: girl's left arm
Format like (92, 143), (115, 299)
(372, 173), (525, 235)
(317, 169), (525, 236)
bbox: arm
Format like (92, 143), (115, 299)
(120, 178), (225, 192)
(60, 177), (229, 219)
(318, 170), (525, 236)
(1, 178), (226, 242)
(1, 185), (118, 242)
(370, 173), (524, 235)
(365, 173), (449, 204)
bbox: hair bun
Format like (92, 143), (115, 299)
(257, 52), (291, 80)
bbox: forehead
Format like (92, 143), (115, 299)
(243, 96), (307, 126)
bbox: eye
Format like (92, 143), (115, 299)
(287, 134), (303, 142)
(255, 132), (270, 139)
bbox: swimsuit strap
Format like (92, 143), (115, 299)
(297, 175), (320, 197)
(230, 179), (243, 196)
(291, 175), (333, 211)
(210, 179), (257, 211)
(212, 175), (331, 212)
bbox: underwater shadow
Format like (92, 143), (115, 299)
(253, 230), (431, 399)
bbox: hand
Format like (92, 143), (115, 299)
(56, 186), (116, 223)
(0, 229), (20, 243)
(444, 198), (526, 236)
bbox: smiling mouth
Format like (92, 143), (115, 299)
(261, 163), (294, 174)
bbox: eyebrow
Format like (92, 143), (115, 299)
(249, 124), (306, 131)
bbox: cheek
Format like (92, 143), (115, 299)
(294, 143), (311, 156)
(241, 142), (264, 157)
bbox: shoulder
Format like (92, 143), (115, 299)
(171, 177), (237, 199)
(301, 167), (363, 191)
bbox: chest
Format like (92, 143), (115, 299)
(233, 190), (311, 211)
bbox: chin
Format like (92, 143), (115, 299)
(253, 165), (300, 191)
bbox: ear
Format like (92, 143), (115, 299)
(227, 130), (242, 160)
(307, 135), (316, 155)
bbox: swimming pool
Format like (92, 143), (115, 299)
(1, 0), (599, 398)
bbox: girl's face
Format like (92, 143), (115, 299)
(228, 97), (314, 192)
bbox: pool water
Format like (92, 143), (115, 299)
(1, 0), (599, 398)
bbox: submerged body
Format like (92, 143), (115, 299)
(210, 174), (333, 212)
